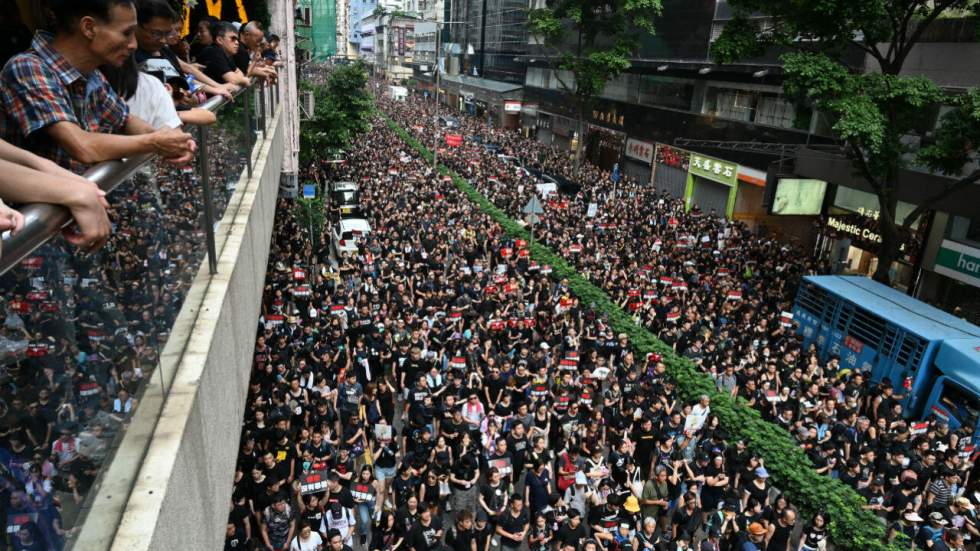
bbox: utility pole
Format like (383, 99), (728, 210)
(430, 19), (466, 170)
(433, 23), (442, 170)
(478, 0), (487, 76)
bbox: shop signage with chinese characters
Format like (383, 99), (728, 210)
(934, 239), (980, 288)
(688, 154), (738, 187)
(625, 138), (655, 164)
(592, 109), (624, 126)
(504, 101), (522, 113)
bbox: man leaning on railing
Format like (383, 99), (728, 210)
(0, 0), (196, 177)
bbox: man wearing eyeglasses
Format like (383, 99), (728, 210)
(134, 0), (236, 100)
(195, 21), (251, 88)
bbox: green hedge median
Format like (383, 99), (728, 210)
(381, 113), (901, 551)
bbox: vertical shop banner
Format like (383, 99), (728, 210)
(397, 27), (406, 56)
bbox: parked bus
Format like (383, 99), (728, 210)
(792, 275), (980, 433)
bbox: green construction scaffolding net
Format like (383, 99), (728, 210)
(296, 0), (337, 59)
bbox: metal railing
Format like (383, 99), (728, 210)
(0, 79), (279, 277)
(0, 74), (282, 551)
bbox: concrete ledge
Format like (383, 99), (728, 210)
(69, 109), (283, 551)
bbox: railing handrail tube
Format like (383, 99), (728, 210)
(0, 85), (251, 276)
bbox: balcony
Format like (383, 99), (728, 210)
(0, 83), (285, 551)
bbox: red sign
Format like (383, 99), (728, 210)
(445, 134), (463, 147)
(843, 335), (864, 354)
(21, 257), (43, 269)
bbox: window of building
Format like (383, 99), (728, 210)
(949, 216), (980, 249)
(704, 87), (756, 121)
(601, 74), (635, 103)
(704, 86), (811, 130)
(637, 75), (694, 111)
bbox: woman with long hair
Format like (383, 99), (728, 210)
(369, 510), (399, 551)
(351, 465), (380, 546)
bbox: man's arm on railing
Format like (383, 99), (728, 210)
(177, 59), (237, 100)
(0, 139), (110, 251)
(46, 118), (195, 166)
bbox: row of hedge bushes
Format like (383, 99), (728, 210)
(381, 114), (902, 551)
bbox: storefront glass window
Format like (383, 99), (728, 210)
(948, 215), (980, 249)
(833, 186), (921, 228)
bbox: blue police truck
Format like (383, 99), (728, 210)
(792, 275), (980, 433)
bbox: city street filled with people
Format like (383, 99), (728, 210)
(0, 1), (970, 550)
(225, 84), (978, 551)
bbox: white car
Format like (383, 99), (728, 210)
(332, 218), (372, 256)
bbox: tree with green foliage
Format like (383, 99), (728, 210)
(293, 197), (327, 260)
(713, 0), (980, 284)
(527, 0), (663, 169)
(299, 62), (374, 166)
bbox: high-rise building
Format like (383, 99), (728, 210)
(449, 0), (527, 83)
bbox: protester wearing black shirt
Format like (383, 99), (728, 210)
(445, 510), (478, 551)
(555, 509), (588, 549)
(408, 508), (444, 551)
(496, 496), (529, 551)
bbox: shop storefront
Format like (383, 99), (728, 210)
(535, 112), (553, 144)
(585, 125), (626, 170)
(931, 239), (980, 324)
(917, 214), (980, 324)
(503, 100), (522, 130)
(651, 144), (691, 200)
(684, 153), (739, 218)
(520, 103), (539, 139)
(817, 186), (925, 290)
(548, 112), (578, 152)
(438, 74), (522, 127)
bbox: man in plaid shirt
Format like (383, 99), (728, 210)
(0, 0), (196, 174)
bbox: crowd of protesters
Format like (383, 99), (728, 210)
(0, 0), (278, 549)
(387, 91), (980, 549)
(226, 79), (977, 551)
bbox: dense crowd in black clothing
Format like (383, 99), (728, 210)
(225, 84), (977, 551)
